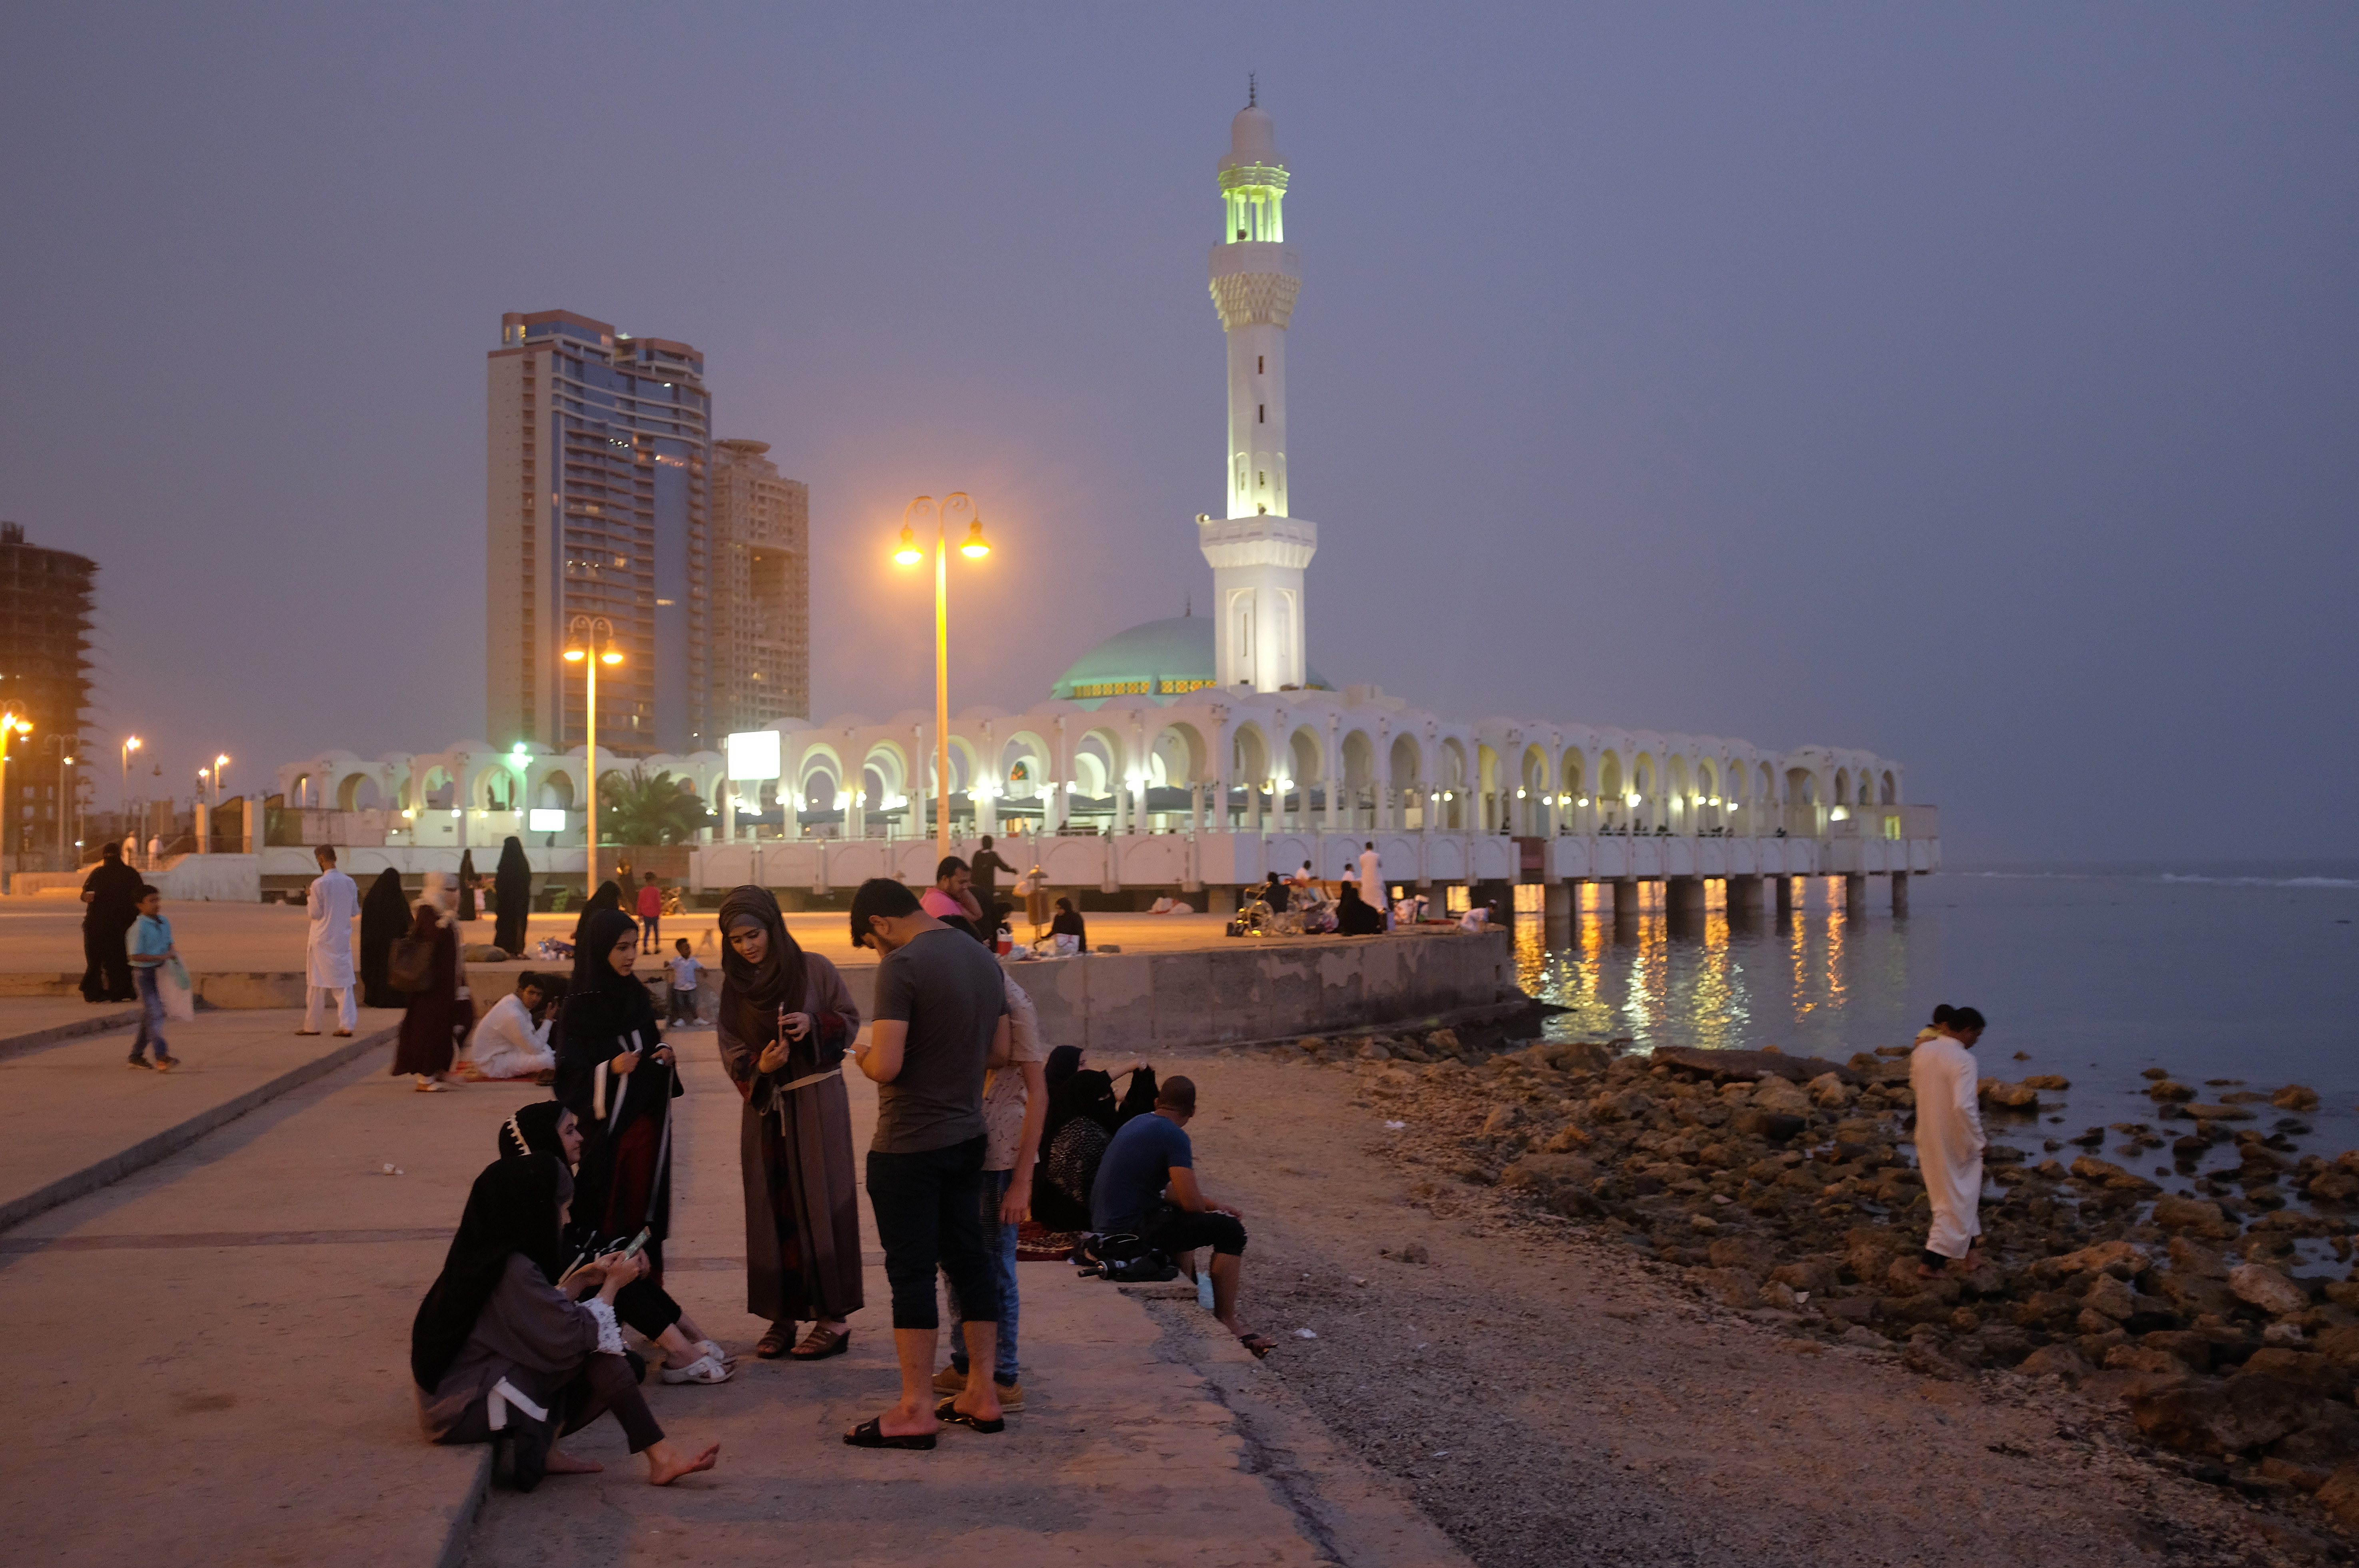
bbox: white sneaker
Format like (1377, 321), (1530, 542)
(697, 1339), (735, 1366)
(660, 1353), (732, 1385)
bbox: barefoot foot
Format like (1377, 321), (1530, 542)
(543, 1447), (605, 1475)
(644, 1438), (720, 1486)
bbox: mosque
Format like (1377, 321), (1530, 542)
(266, 96), (1937, 919)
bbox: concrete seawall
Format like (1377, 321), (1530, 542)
(0, 930), (1522, 1051)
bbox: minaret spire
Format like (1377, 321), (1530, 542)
(1197, 96), (1317, 694)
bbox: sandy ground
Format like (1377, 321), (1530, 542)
(1165, 1046), (2331, 1568)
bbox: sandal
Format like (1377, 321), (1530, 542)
(933, 1397), (1004, 1434)
(754, 1325), (794, 1360)
(843, 1417), (935, 1450)
(788, 1325), (850, 1361)
(1236, 1331), (1276, 1359)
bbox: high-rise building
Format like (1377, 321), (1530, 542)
(1197, 94), (1317, 694)
(708, 439), (810, 734)
(0, 521), (96, 862)
(485, 309), (711, 758)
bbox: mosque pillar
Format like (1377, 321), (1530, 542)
(1324, 773), (1339, 836)
(722, 793), (736, 842)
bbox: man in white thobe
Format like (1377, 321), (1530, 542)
(301, 845), (360, 1035)
(1907, 1008), (1988, 1274)
(1357, 842), (1385, 929)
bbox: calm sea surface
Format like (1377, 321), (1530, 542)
(1516, 863), (2359, 1159)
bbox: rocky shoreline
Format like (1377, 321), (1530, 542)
(1230, 1017), (2359, 1553)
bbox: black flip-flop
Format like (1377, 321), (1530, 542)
(843, 1417), (936, 1450)
(934, 1397), (1006, 1434)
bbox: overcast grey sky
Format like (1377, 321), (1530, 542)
(3, 3), (2352, 862)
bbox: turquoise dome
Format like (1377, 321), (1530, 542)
(1050, 614), (1328, 707)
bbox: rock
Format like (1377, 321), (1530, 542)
(2129, 1376), (2324, 1456)
(1732, 1110), (1807, 1143)
(1427, 1029), (1461, 1057)
(1357, 1041), (1393, 1061)
(2041, 1240), (2149, 1280)
(2022, 1074), (2072, 1091)
(1902, 1337), (1968, 1380)
(2145, 1079), (2196, 1102)
(2141, 1067), (2171, 1080)
(1748, 1077), (1812, 1116)
(2241, 1349), (2353, 1394)
(1555, 1041), (1614, 1074)
(1806, 1072), (1854, 1109)
(1980, 1079), (2040, 1108)
(1652, 1046), (1852, 1085)
(2272, 1084), (2321, 1111)
(1499, 1153), (1601, 1193)
(2018, 1343), (2095, 1381)
(2263, 1321), (2308, 1348)
(2149, 1196), (2237, 1237)
(2316, 1464), (2359, 1529)
(2229, 1263), (2309, 1317)
(2141, 1330), (2215, 1371)
(2185, 1103), (2257, 1121)
(1692, 1268), (1766, 1309)
(1481, 1104), (1529, 1136)
(2103, 1345), (2193, 1381)
(2068, 1156), (2157, 1191)
(2083, 1273), (2137, 1321)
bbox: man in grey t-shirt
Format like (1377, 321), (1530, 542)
(842, 877), (1012, 1449)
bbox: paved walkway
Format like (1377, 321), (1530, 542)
(0, 1005), (402, 1227)
(0, 1021), (1464, 1567)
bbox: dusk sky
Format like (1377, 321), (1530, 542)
(3, 4), (2352, 864)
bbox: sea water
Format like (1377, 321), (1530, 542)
(1517, 863), (2359, 1161)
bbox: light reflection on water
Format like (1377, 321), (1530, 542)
(1504, 867), (2359, 1160)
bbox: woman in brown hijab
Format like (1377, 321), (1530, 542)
(714, 885), (864, 1360)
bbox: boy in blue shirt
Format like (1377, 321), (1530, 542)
(1088, 1075), (1272, 1357)
(125, 886), (181, 1071)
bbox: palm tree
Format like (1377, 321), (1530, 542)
(596, 767), (710, 846)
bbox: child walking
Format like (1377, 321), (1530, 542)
(126, 886), (182, 1071)
(667, 937), (705, 1026)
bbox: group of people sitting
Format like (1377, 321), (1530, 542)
(412, 872), (1271, 1486)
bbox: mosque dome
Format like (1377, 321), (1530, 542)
(1224, 104), (1279, 166)
(1051, 613), (1328, 707)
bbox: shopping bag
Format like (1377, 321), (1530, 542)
(160, 958), (197, 1021)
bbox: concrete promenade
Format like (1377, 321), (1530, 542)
(0, 996), (1466, 1568)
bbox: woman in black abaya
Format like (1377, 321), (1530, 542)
(359, 868), (410, 1009)
(492, 836), (533, 956)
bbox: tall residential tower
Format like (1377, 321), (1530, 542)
(708, 439), (810, 733)
(485, 309), (711, 758)
(1198, 96), (1317, 694)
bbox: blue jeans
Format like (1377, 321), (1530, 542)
(946, 1167), (1020, 1383)
(131, 966), (169, 1061)
(639, 915), (660, 948)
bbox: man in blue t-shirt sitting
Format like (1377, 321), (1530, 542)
(1088, 1075), (1273, 1358)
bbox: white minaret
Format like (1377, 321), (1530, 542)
(1199, 90), (1316, 693)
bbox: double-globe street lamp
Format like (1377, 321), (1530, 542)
(563, 615), (623, 894)
(893, 494), (991, 857)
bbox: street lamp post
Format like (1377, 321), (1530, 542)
(564, 615), (623, 894)
(0, 713), (28, 872)
(41, 735), (76, 867)
(212, 754), (229, 807)
(893, 494), (992, 858)
(120, 736), (141, 819)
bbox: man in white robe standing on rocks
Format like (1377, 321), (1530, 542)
(299, 845), (360, 1037)
(1908, 1004), (1988, 1276)
(1357, 842), (1384, 928)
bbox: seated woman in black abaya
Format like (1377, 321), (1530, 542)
(1031, 1045), (1157, 1233)
(410, 1153), (720, 1487)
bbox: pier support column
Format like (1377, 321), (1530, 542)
(1844, 874), (1867, 916)
(1891, 870), (1909, 916)
(1611, 878), (1639, 920)
(1666, 875), (1705, 929)
(1473, 878), (1514, 926)
(1774, 875), (1794, 919)
(1544, 881), (1572, 922)
(1725, 874), (1762, 922)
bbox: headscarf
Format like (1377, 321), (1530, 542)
(409, 1155), (573, 1391)
(569, 907), (641, 996)
(497, 1100), (569, 1162)
(412, 872), (453, 940)
(717, 884), (806, 1049)
(1045, 1045), (1082, 1095)
(573, 879), (623, 940)
(1044, 1063), (1118, 1150)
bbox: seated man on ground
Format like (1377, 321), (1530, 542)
(1088, 1075), (1272, 1358)
(413, 1153), (719, 1487)
(469, 973), (561, 1081)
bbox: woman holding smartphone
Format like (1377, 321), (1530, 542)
(553, 909), (731, 1384)
(713, 885), (865, 1361)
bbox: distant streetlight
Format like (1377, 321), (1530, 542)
(41, 734), (76, 866)
(121, 736), (141, 812)
(564, 615), (623, 892)
(892, 493), (992, 857)
(0, 713), (28, 869)
(212, 754), (230, 806)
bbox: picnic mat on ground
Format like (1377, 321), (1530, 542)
(1017, 1221), (1082, 1262)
